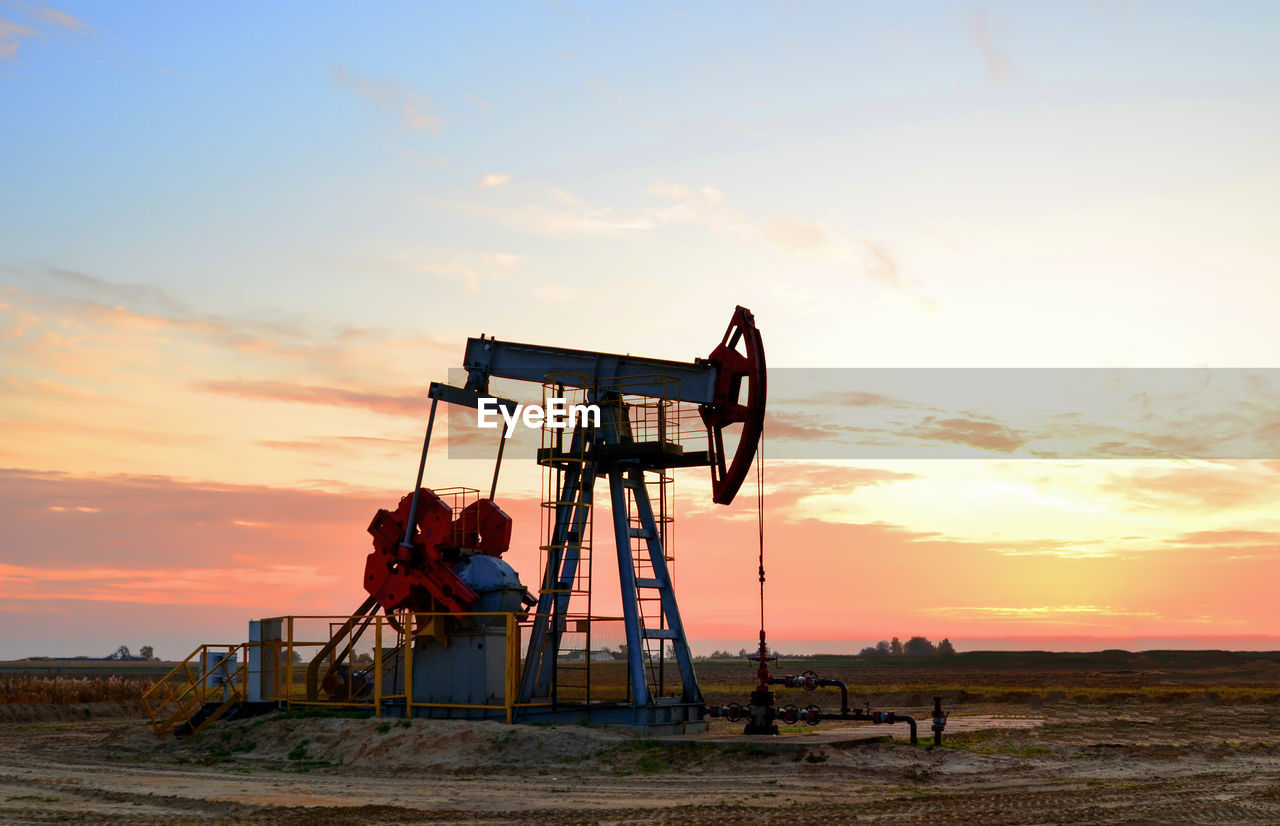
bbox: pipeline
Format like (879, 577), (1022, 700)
(704, 648), (935, 745)
(770, 671), (922, 745)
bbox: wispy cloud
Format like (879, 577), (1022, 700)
(585, 76), (623, 105)
(0, 562), (339, 605)
(29, 3), (91, 36)
(256, 434), (414, 456)
(969, 9), (1010, 83)
(902, 415), (1027, 454)
(761, 462), (918, 511)
(40, 265), (186, 313)
(925, 604), (1159, 620)
(199, 379), (426, 418)
(0, 4), (95, 62)
(1, 269), (456, 384)
(758, 219), (900, 282)
(987, 538), (1116, 559)
(463, 183), (900, 283)
(386, 246), (525, 292)
(0, 19), (35, 60)
(333, 64), (440, 132)
(1171, 529), (1280, 546)
(1102, 465), (1280, 511)
(480, 171), (510, 188)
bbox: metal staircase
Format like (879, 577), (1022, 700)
(143, 644), (247, 737)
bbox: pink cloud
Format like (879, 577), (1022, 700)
(199, 379), (428, 418)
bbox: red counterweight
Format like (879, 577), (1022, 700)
(364, 489), (479, 616)
(452, 499), (512, 557)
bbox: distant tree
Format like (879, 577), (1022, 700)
(890, 637), (903, 656)
(738, 648), (748, 657)
(107, 645), (131, 661)
(139, 645), (154, 661)
(858, 646), (879, 658)
(938, 638), (956, 657)
(875, 640), (892, 656)
(903, 636), (936, 657)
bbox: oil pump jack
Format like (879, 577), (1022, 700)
(303, 306), (766, 732)
(147, 306), (931, 741)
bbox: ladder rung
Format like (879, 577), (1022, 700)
(635, 578), (663, 589)
(642, 628), (678, 640)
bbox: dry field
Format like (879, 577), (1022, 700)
(0, 653), (1277, 824)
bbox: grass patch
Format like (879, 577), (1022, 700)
(636, 755), (667, 773)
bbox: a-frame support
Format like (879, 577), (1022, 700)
(609, 465), (701, 706)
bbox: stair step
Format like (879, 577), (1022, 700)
(642, 628), (678, 640)
(635, 578), (664, 589)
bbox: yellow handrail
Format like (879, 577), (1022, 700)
(145, 611), (636, 735)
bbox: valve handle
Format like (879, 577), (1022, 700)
(805, 704), (822, 726)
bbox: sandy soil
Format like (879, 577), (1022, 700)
(1, 701), (1278, 824)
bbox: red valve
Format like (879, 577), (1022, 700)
(701, 305), (766, 506)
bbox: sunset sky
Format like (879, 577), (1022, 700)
(3, 2), (1280, 660)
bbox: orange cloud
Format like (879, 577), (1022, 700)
(199, 379), (427, 418)
(901, 416), (1026, 453)
(1103, 464), (1280, 511)
(1171, 529), (1280, 546)
(759, 461), (918, 511)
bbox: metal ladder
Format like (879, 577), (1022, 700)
(519, 424), (596, 702)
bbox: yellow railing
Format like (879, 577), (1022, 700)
(268, 611), (532, 723)
(142, 643), (248, 737)
(146, 611), (637, 736)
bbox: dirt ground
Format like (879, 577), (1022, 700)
(1, 699), (1278, 824)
